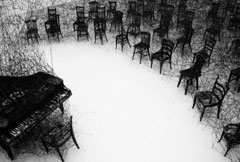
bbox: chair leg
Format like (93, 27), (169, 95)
(218, 131), (225, 143)
(185, 80), (189, 95)
(159, 61), (163, 74)
(227, 73), (232, 84)
(189, 43), (192, 52)
(196, 77), (199, 90)
(224, 143), (232, 157)
(150, 58), (153, 68)
(181, 44), (185, 56)
(41, 139), (49, 153)
(55, 147), (65, 162)
(177, 74), (183, 87)
(200, 107), (206, 121)
(71, 132), (80, 149)
(192, 96), (197, 109)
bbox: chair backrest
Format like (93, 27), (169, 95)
(89, 1), (99, 12)
(211, 75), (229, 102)
(76, 6), (85, 17)
(140, 32), (151, 45)
(48, 7), (57, 22)
(25, 19), (37, 30)
(108, 1), (117, 11)
(97, 5), (106, 19)
(230, 39), (240, 53)
(160, 38), (175, 57)
(128, 1), (137, 12)
(203, 36), (216, 56)
(47, 116), (74, 147)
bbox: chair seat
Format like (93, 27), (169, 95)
(27, 28), (38, 34)
(134, 42), (149, 49)
(195, 90), (219, 105)
(180, 67), (200, 78)
(151, 52), (169, 61)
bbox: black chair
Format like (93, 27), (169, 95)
(218, 123), (240, 156)
(132, 31), (151, 64)
(152, 14), (171, 41)
(41, 116), (79, 162)
(127, 12), (142, 39)
(150, 38), (174, 74)
(193, 36), (216, 66)
(126, 1), (137, 22)
(142, 1), (155, 24)
(25, 19), (40, 44)
(110, 10), (123, 33)
(73, 6), (85, 31)
(94, 18), (108, 44)
(176, 3), (187, 29)
(177, 54), (206, 95)
(107, 1), (117, 20)
(228, 67), (240, 92)
(45, 7), (63, 41)
(206, 2), (221, 22)
(116, 26), (131, 51)
(177, 10), (194, 30)
(228, 5), (240, 31)
(174, 27), (194, 56)
(223, 0), (236, 17)
(203, 17), (225, 41)
(88, 1), (99, 20)
(192, 75), (229, 121)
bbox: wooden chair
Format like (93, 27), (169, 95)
(88, 1), (99, 20)
(45, 7), (63, 41)
(150, 38), (174, 74)
(94, 18), (108, 44)
(192, 75), (229, 121)
(218, 123), (240, 156)
(174, 27), (194, 56)
(176, 3), (187, 29)
(127, 12), (141, 39)
(142, 1), (155, 24)
(177, 10), (194, 29)
(177, 54), (205, 95)
(116, 26), (131, 51)
(152, 14), (171, 41)
(25, 19), (40, 44)
(126, 1), (137, 22)
(193, 36), (216, 66)
(73, 6), (85, 31)
(107, 1), (117, 20)
(132, 31), (151, 64)
(228, 67), (240, 92)
(110, 10), (123, 33)
(203, 17), (225, 41)
(228, 39), (240, 56)
(41, 116), (79, 162)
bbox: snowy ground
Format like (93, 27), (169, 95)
(1, 39), (231, 162)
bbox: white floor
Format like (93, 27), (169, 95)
(1, 40), (231, 162)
